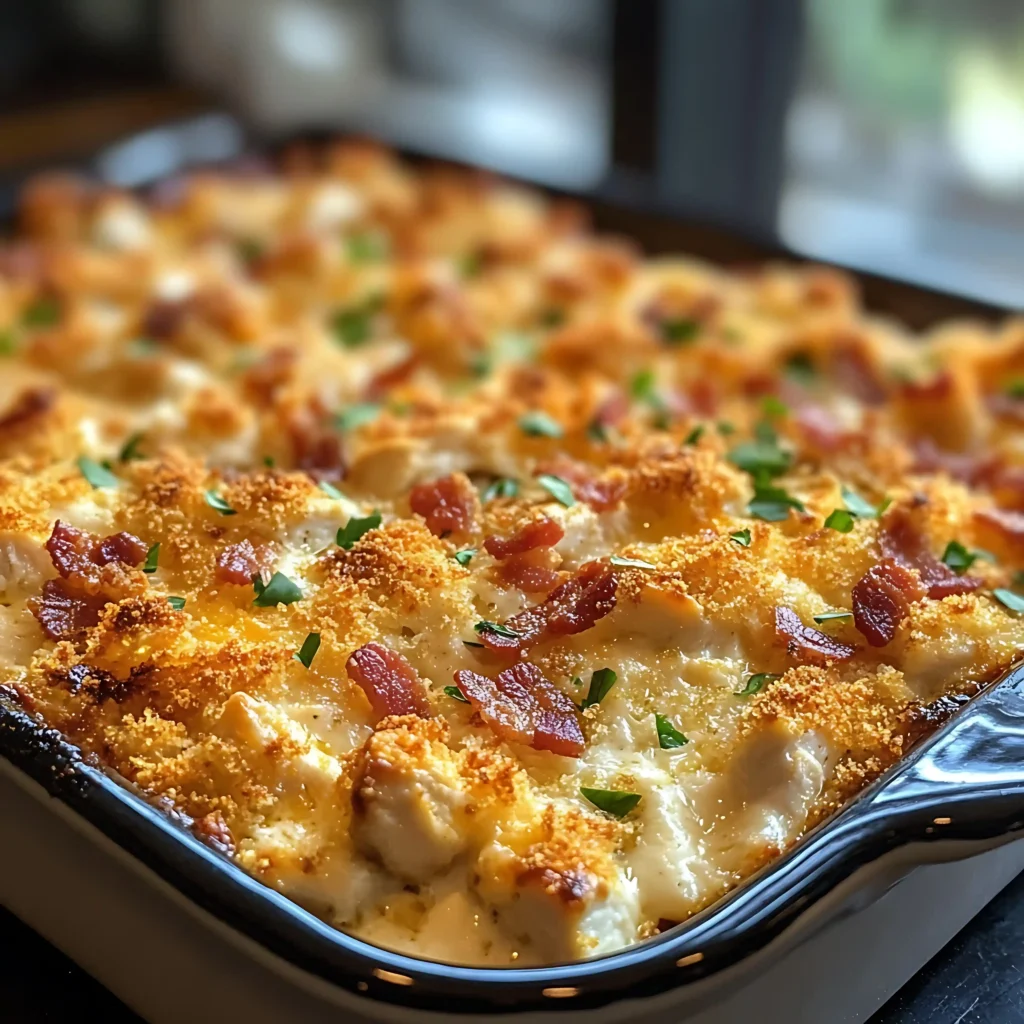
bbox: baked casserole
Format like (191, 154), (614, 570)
(0, 142), (1022, 966)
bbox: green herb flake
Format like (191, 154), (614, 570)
(580, 668), (617, 710)
(0, 330), (17, 356)
(253, 571), (303, 607)
(167, 596), (186, 611)
(587, 418), (609, 443)
(539, 307), (566, 328)
(684, 425), (705, 446)
(609, 555), (656, 570)
(318, 480), (346, 500)
(824, 509), (855, 533)
(993, 589), (1024, 614)
(630, 368), (657, 402)
(204, 489), (236, 516)
(730, 529), (752, 547)
(336, 511), (382, 550)
(22, 297), (61, 328)
(728, 439), (791, 477)
(458, 252), (482, 279)
(580, 787), (642, 819)
(519, 410), (564, 439)
(294, 632), (322, 669)
(760, 396), (789, 418)
(346, 231), (389, 264)
(736, 672), (781, 696)
(142, 543), (160, 574)
(119, 432), (145, 463)
(444, 684), (470, 704)
(941, 540), (981, 575)
(655, 713), (688, 749)
(463, 640), (485, 649)
(748, 483), (804, 522)
(473, 620), (519, 640)
(330, 296), (382, 348)
(571, 676), (583, 688)
(717, 420), (736, 436)
(481, 478), (519, 502)
(453, 548), (477, 567)
(785, 352), (817, 386)
(77, 456), (119, 490)
(334, 403), (381, 432)
(813, 610), (853, 624)
(841, 486), (887, 520)
(536, 473), (575, 508)
(1005, 379), (1024, 400)
(660, 318), (700, 346)
(262, 455), (276, 468)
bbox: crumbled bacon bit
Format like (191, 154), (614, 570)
(286, 405), (346, 483)
(46, 520), (147, 578)
(592, 388), (629, 431)
(796, 405), (849, 453)
(142, 297), (189, 341)
(0, 387), (57, 433)
(880, 506), (982, 599)
(365, 354), (419, 401)
(535, 457), (627, 513)
(910, 438), (995, 486)
(346, 642), (431, 722)
(408, 474), (477, 537)
(31, 579), (109, 641)
(479, 560), (618, 654)
(453, 661), (584, 757)
(242, 346), (297, 407)
(774, 605), (856, 665)
(852, 559), (926, 647)
(495, 550), (563, 593)
(974, 507), (1024, 554)
(833, 341), (886, 405)
(484, 516), (563, 560)
(215, 539), (275, 585)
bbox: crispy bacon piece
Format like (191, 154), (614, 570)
(484, 516), (563, 560)
(880, 506), (982, 599)
(286, 405), (346, 483)
(910, 438), (994, 486)
(46, 520), (147, 578)
(774, 606), (856, 665)
(852, 559), (927, 648)
(974, 507), (1024, 556)
(495, 555), (562, 593)
(365, 354), (419, 401)
(32, 579), (109, 641)
(478, 561), (618, 655)
(216, 539), (275, 585)
(832, 341), (886, 405)
(142, 297), (189, 341)
(592, 388), (629, 431)
(453, 662), (584, 757)
(242, 346), (297, 407)
(409, 474), (477, 537)
(535, 456), (627, 513)
(346, 642), (431, 722)
(0, 387), (57, 433)
(796, 405), (849, 453)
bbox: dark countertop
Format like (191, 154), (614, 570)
(4, 872), (1024, 1024)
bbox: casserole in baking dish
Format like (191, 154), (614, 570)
(0, 140), (1022, 973)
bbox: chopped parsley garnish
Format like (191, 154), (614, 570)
(749, 483), (804, 522)
(474, 620), (519, 640)
(660, 317), (700, 345)
(587, 418), (610, 443)
(143, 543), (160, 574)
(536, 473), (575, 507)
(728, 438), (791, 477)
(481, 477), (518, 502)
(235, 238), (264, 264)
(841, 486), (889, 520)
(252, 571), (303, 607)
(736, 672), (780, 696)
(717, 420), (736, 436)
(730, 529), (752, 547)
(785, 352), (816, 386)
(334, 402), (381, 432)
(539, 307), (566, 328)
(993, 589), (1024, 614)
(580, 668), (617, 710)
(630, 368), (657, 402)
(444, 684), (470, 704)
(77, 457), (119, 489)
(262, 455), (276, 468)
(0, 330), (17, 356)
(330, 296), (382, 348)
(824, 509), (855, 533)
(318, 480), (346, 500)
(1005, 379), (1024, 399)
(813, 610), (852, 624)
(453, 548), (477, 567)
(1014, 570), (1024, 589)
(22, 297), (61, 328)
(655, 713), (688, 749)
(580, 787), (641, 818)
(684, 425), (705, 446)
(941, 540), (989, 575)
(760, 395), (789, 418)
(457, 252), (482, 279)
(519, 410), (564, 439)
(167, 596), (186, 610)
(204, 489), (236, 516)
(463, 640), (484, 649)
(346, 231), (389, 263)
(118, 432), (145, 462)
(336, 511), (382, 549)
(609, 555), (656, 570)
(294, 632), (321, 669)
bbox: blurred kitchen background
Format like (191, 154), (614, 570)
(1, 0), (1023, 309)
